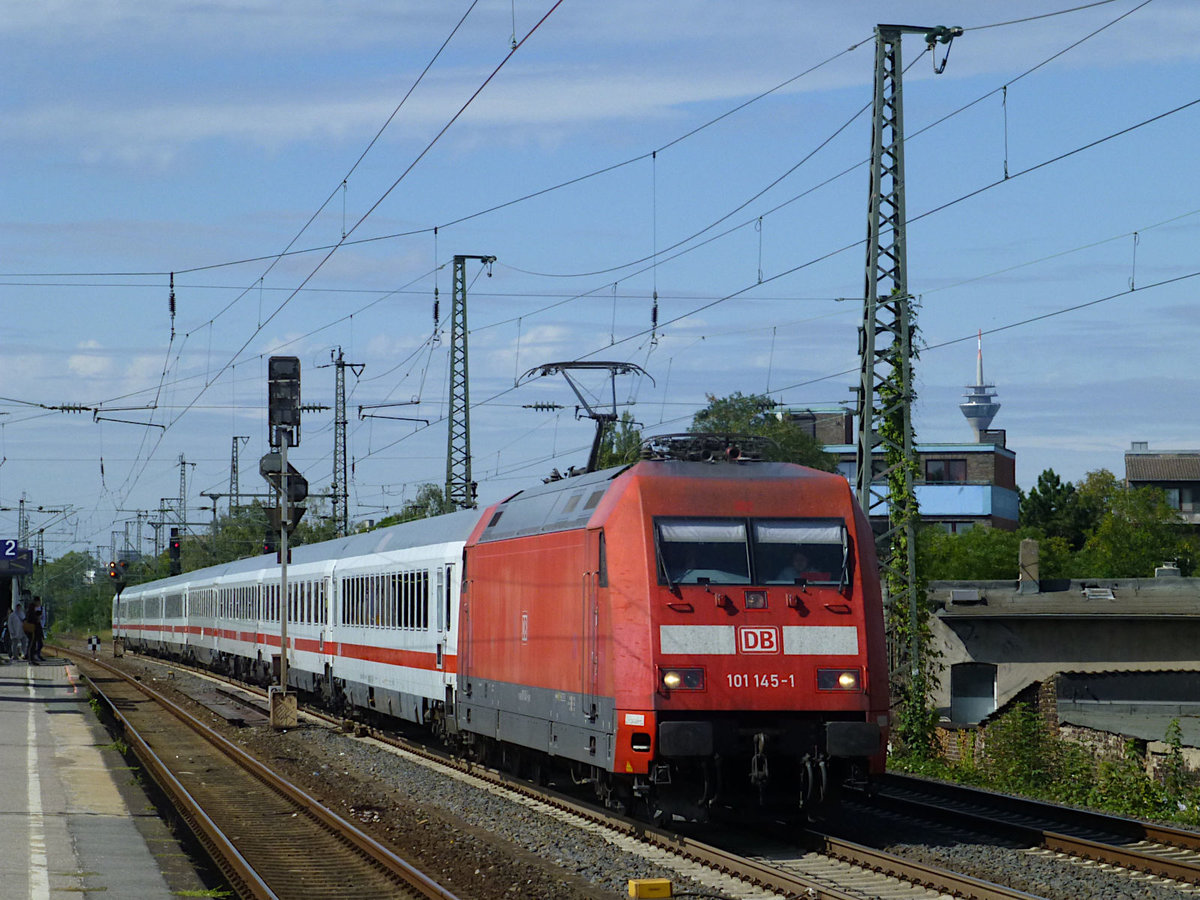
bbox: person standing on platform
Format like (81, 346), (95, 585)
(9, 601), (26, 662)
(26, 598), (44, 663)
(0, 603), (9, 665)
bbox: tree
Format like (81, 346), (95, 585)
(595, 411), (643, 469)
(32, 551), (111, 633)
(919, 526), (1073, 581)
(689, 392), (835, 470)
(1019, 468), (1096, 551)
(1075, 484), (1197, 577)
(932, 468), (1198, 581)
(373, 483), (456, 529)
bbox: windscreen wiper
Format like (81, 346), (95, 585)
(654, 525), (675, 592)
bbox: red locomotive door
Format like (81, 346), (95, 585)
(583, 528), (602, 722)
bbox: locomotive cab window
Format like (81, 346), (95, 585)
(753, 519), (848, 586)
(656, 519), (751, 585)
(656, 517), (849, 587)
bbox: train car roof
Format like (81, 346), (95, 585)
(476, 459), (832, 543)
(124, 507), (484, 593)
(475, 465), (627, 543)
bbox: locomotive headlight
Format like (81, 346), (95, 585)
(817, 668), (862, 692)
(659, 667), (705, 692)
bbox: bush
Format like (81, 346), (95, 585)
(891, 706), (1200, 828)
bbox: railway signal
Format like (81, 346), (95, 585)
(268, 356), (301, 448)
(264, 357), (302, 729)
(168, 527), (181, 575)
(107, 559), (128, 595)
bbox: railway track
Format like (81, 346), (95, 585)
(85, 646), (1070, 899)
(845, 772), (1200, 893)
(65, 649), (461, 900)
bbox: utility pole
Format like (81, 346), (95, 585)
(177, 454), (196, 534)
(446, 254), (495, 510)
(319, 348), (363, 536)
(155, 499), (173, 556)
(137, 511), (148, 561)
(855, 24), (960, 694)
(200, 492), (221, 536)
(230, 436), (249, 511)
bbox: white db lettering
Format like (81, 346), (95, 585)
(738, 626), (779, 654)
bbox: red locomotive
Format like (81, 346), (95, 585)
(457, 436), (887, 820)
(115, 435), (888, 822)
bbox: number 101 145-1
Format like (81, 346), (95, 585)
(727, 673), (796, 688)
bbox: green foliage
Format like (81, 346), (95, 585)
(595, 411), (643, 469)
(919, 526), (1073, 581)
(1018, 468), (1097, 551)
(979, 703), (1059, 794)
(891, 705), (1200, 827)
(689, 392), (835, 470)
(1163, 719), (1189, 799)
(373, 483), (456, 529)
(925, 468), (1199, 581)
(30, 551), (112, 634)
(1075, 483), (1197, 577)
(876, 348), (938, 759)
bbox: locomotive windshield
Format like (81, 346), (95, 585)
(657, 519), (751, 585)
(752, 519), (846, 585)
(656, 516), (847, 586)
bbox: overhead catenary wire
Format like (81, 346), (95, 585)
(2, 0), (1180, 547)
(93, 3), (566, 539)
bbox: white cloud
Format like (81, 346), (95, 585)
(67, 341), (112, 378)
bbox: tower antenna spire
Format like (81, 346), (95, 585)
(961, 329), (1000, 442)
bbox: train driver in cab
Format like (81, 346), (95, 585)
(775, 548), (830, 584)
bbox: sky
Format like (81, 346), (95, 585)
(2, 0), (1198, 562)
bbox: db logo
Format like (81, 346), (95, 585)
(738, 626), (781, 654)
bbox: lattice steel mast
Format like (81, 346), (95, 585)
(326, 347), (363, 536)
(229, 436), (249, 510)
(445, 255), (494, 510)
(855, 24), (960, 682)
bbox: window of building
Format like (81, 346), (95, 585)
(925, 458), (967, 483)
(938, 521), (976, 534)
(1164, 487), (1199, 512)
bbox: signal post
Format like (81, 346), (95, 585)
(263, 357), (307, 729)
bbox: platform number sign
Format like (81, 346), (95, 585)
(0, 543), (32, 576)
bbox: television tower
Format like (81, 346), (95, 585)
(960, 330), (1000, 441)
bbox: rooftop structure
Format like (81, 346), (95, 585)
(1125, 441), (1200, 526)
(785, 335), (1017, 532)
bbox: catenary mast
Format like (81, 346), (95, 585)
(855, 24), (961, 687)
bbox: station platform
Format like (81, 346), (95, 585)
(0, 652), (206, 899)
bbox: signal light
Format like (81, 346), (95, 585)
(168, 527), (181, 575)
(108, 559), (129, 592)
